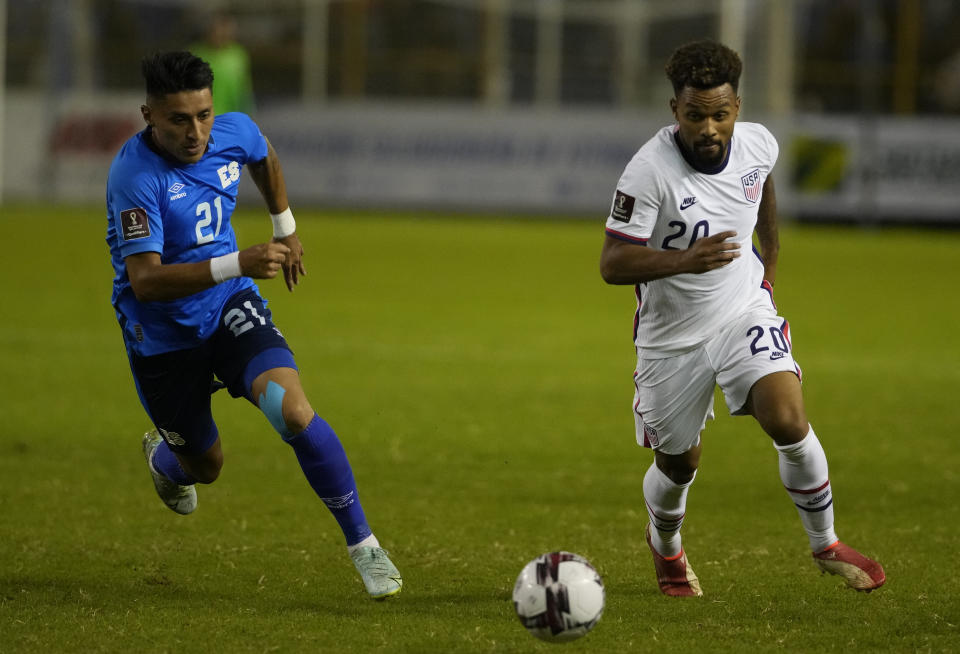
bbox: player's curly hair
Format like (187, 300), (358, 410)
(141, 51), (214, 98)
(665, 40), (742, 95)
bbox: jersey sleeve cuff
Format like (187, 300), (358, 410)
(118, 241), (163, 258)
(605, 227), (648, 245)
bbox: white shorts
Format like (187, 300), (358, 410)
(632, 309), (802, 455)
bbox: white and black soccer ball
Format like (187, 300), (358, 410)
(512, 551), (605, 643)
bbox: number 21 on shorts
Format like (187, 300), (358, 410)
(224, 301), (267, 337)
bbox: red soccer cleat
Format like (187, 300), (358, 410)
(813, 541), (886, 592)
(645, 524), (703, 597)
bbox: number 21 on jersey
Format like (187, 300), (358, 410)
(195, 196), (224, 245)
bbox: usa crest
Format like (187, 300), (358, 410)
(740, 169), (762, 203)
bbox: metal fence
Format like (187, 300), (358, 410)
(3, 0), (960, 220)
(7, 0), (959, 113)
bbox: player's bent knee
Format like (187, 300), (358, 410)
(763, 411), (809, 446)
(662, 466), (697, 485)
(258, 380), (313, 440)
(283, 399), (314, 435)
(655, 450), (699, 485)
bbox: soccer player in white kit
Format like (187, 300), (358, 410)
(599, 40), (885, 596)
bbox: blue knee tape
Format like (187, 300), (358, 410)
(259, 380), (293, 440)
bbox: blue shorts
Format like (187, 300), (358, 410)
(127, 288), (298, 454)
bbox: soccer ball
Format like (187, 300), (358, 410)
(512, 551), (605, 643)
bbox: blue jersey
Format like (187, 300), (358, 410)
(106, 112), (269, 356)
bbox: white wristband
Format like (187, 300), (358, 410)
(270, 207), (296, 238)
(210, 251), (241, 284)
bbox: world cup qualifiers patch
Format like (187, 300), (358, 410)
(120, 207), (150, 240)
(611, 190), (635, 223)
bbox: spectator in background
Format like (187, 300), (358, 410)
(191, 11), (256, 115)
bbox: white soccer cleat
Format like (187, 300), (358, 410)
(350, 546), (403, 599)
(142, 430), (197, 515)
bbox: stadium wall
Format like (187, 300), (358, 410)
(5, 92), (960, 223)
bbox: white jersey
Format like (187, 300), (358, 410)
(605, 121), (779, 357)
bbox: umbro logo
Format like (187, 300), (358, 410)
(680, 196), (698, 210)
(168, 182), (187, 201)
(159, 428), (186, 446)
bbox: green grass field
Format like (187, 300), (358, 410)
(1, 206), (958, 653)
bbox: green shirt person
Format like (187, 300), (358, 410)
(191, 13), (255, 115)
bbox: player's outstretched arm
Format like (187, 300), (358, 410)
(754, 175), (779, 286)
(247, 137), (305, 291)
(125, 243), (291, 303)
(599, 231), (740, 285)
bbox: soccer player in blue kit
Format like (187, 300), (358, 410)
(106, 51), (401, 599)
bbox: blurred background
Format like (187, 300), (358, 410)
(3, 0), (960, 223)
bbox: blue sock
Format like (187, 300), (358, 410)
(152, 440), (197, 486)
(285, 414), (372, 546)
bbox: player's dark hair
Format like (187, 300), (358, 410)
(665, 40), (742, 95)
(141, 51), (214, 98)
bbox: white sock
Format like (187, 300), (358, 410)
(775, 427), (838, 552)
(347, 533), (380, 554)
(643, 462), (695, 558)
